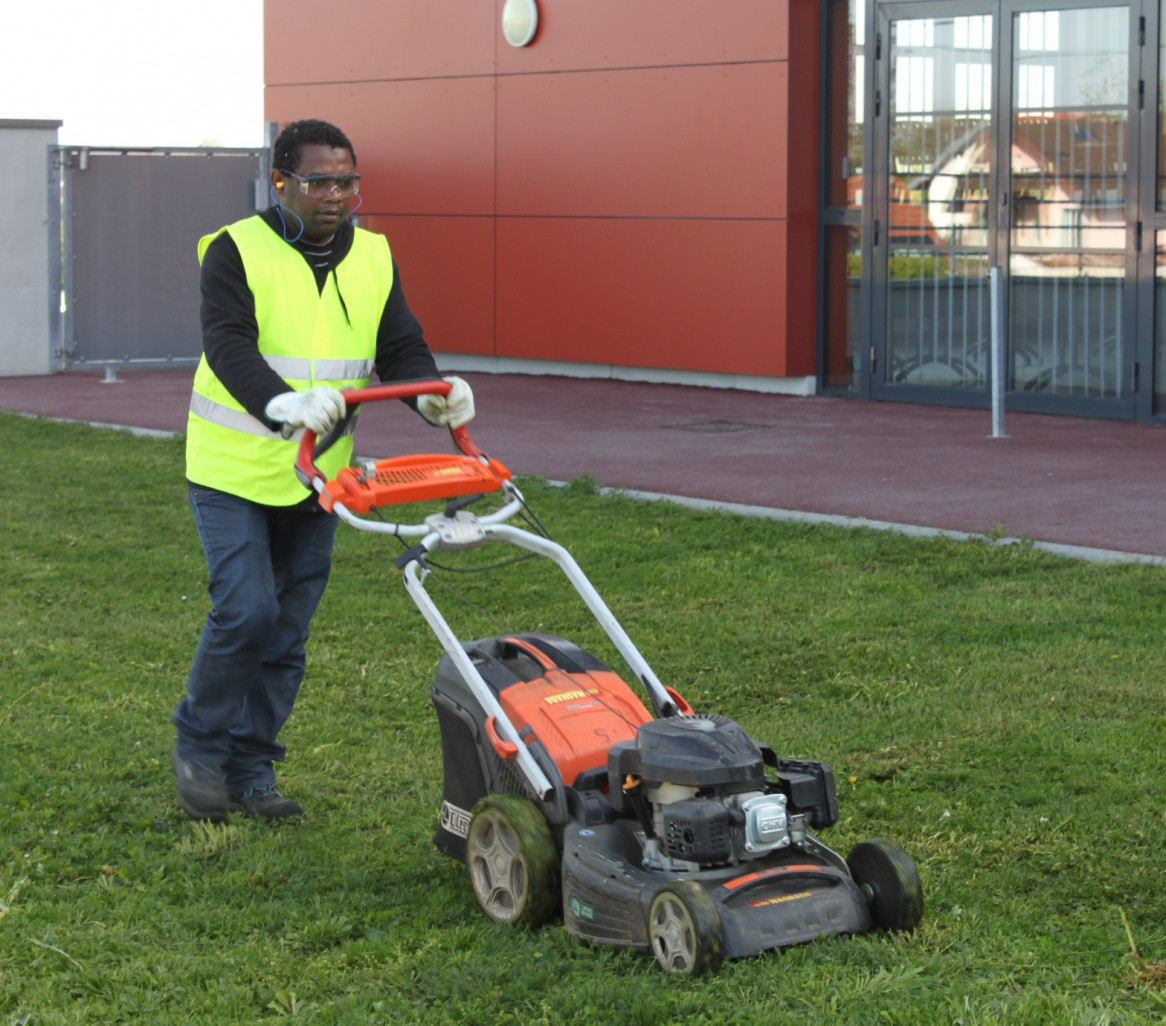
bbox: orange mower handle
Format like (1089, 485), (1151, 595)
(293, 379), (491, 497)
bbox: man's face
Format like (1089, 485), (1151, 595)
(271, 143), (357, 242)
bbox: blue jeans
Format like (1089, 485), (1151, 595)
(173, 483), (338, 794)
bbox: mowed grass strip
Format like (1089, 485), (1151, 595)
(1, 412), (1165, 1025)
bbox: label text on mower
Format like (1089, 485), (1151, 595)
(545, 688), (600, 705)
(568, 896), (595, 921)
(440, 801), (472, 838)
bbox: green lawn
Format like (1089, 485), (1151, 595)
(2, 412), (1164, 1025)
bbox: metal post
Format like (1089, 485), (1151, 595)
(47, 145), (65, 371)
(989, 266), (1006, 438)
(255, 121), (278, 211)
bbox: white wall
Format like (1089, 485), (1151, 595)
(0, 120), (61, 376)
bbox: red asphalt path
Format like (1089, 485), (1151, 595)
(1, 368), (1163, 560)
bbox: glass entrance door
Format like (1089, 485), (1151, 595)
(877, 7), (997, 393)
(1005, 6), (1132, 407)
(870, 0), (1137, 415)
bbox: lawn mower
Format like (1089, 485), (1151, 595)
(295, 381), (924, 975)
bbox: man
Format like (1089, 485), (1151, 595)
(171, 119), (473, 822)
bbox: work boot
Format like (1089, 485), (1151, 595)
(229, 785), (303, 820)
(171, 747), (229, 822)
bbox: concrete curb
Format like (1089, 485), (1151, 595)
(558, 483), (1166, 569)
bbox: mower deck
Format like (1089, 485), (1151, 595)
(561, 818), (872, 959)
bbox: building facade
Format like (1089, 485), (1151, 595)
(266, 0), (1166, 422)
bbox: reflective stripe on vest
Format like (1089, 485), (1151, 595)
(188, 392), (360, 441)
(264, 355), (375, 381)
(185, 216), (392, 505)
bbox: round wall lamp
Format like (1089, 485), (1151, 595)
(502, 0), (538, 47)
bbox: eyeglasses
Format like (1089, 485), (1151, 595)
(278, 169), (361, 197)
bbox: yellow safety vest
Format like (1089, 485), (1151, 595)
(185, 216), (393, 505)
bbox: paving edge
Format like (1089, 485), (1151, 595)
(17, 417), (1161, 568)
(12, 414), (180, 440)
(547, 482), (1166, 569)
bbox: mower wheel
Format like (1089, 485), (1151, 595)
(647, 881), (724, 975)
(847, 838), (924, 932)
(466, 794), (560, 927)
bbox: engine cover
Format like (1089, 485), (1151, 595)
(661, 799), (733, 864)
(609, 715), (767, 794)
(739, 793), (791, 854)
(658, 792), (793, 867)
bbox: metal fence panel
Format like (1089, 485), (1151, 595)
(59, 147), (264, 368)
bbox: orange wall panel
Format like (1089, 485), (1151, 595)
(497, 63), (787, 219)
(496, 219), (787, 376)
(266, 0), (495, 84)
(366, 215), (495, 357)
(266, 2), (815, 383)
(495, 0), (789, 72)
(266, 79), (495, 216)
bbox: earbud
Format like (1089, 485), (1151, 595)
(268, 183), (304, 242)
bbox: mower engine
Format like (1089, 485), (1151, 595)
(608, 715), (838, 872)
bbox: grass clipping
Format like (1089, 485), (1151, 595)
(1121, 907), (1166, 989)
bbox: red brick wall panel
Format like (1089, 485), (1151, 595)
(361, 214), (494, 359)
(495, 0), (788, 72)
(265, 1), (495, 84)
(496, 218), (787, 376)
(366, 214), (495, 357)
(266, 79), (495, 216)
(497, 63), (787, 220)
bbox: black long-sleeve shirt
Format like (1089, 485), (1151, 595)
(198, 208), (440, 425)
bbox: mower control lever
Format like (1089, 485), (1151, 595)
(443, 492), (484, 518)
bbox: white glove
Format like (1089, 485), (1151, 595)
(417, 376), (475, 429)
(264, 386), (347, 435)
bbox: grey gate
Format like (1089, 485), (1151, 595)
(51, 146), (268, 371)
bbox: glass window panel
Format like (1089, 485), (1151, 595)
(956, 61), (991, 112)
(1009, 6), (1127, 398)
(970, 15), (986, 51)
(886, 15), (992, 388)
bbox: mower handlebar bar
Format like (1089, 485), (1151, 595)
(293, 378), (487, 492)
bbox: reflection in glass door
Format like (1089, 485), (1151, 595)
(883, 13), (995, 389)
(870, 0), (1138, 413)
(1007, 7), (1130, 399)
